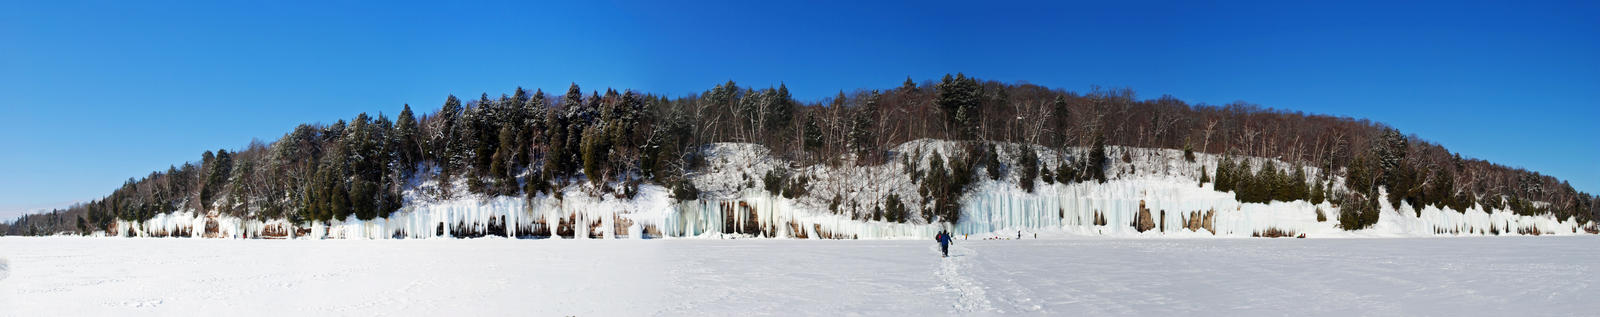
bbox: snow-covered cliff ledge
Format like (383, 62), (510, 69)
(107, 140), (1593, 239)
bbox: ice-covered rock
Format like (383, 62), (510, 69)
(107, 140), (1587, 239)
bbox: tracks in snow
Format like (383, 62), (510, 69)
(935, 244), (994, 313)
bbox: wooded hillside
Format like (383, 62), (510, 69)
(5, 74), (1593, 235)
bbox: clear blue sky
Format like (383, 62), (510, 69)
(2, 0), (1595, 219)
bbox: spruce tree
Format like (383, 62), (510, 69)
(983, 144), (1002, 181)
(490, 125), (518, 196)
(1289, 166), (1308, 201)
(580, 124), (608, 185)
(1052, 95), (1069, 146)
(1018, 147), (1040, 193)
(848, 92), (878, 160)
(936, 73), (982, 139)
(1215, 157), (1232, 192)
(395, 104), (420, 175)
(1089, 133), (1108, 183)
(1310, 176), (1326, 205)
(200, 149), (234, 209)
(768, 84), (796, 142)
(435, 95), (464, 179)
(802, 113), (823, 154)
(1041, 160), (1055, 185)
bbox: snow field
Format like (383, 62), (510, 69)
(2, 236), (1596, 316)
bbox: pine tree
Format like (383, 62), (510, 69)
(331, 179), (351, 221)
(225, 158), (255, 217)
(434, 95), (464, 180)
(489, 125), (518, 196)
(200, 149), (234, 209)
(1375, 128), (1410, 202)
(768, 83), (796, 142)
(1089, 133), (1108, 183)
(1041, 159), (1056, 185)
(1183, 143), (1196, 162)
(1215, 157), (1232, 192)
(1263, 163), (1285, 202)
(1017, 146), (1040, 192)
(1289, 165), (1308, 201)
(395, 104), (420, 175)
(1051, 95), (1069, 146)
(1238, 161), (1260, 202)
(802, 113), (823, 154)
(351, 178), (377, 221)
(936, 73), (982, 139)
(919, 151), (952, 223)
(982, 144), (1002, 181)
(580, 124), (608, 185)
(848, 92), (878, 160)
(1310, 176), (1326, 205)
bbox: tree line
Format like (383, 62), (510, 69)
(4, 74), (1594, 235)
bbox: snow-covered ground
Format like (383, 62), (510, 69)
(2, 236), (1596, 316)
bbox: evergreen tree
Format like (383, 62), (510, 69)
(543, 91), (571, 179)
(1237, 161), (1259, 202)
(580, 124), (609, 184)
(351, 178), (377, 221)
(395, 104), (420, 175)
(1263, 163), (1284, 202)
(1089, 133), (1108, 183)
(802, 113), (823, 154)
(884, 194), (907, 223)
(1346, 155), (1374, 197)
(521, 89), (547, 170)
(1288, 165), (1309, 201)
(200, 149), (234, 209)
(768, 83), (797, 142)
(224, 158), (255, 217)
(1051, 95), (1069, 146)
(489, 125), (518, 195)
(920, 151), (951, 223)
(982, 144), (1002, 181)
(1041, 160), (1055, 185)
(1309, 174), (1325, 204)
(849, 91), (878, 159)
(936, 73), (982, 139)
(1017, 146), (1039, 192)
(331, 179), (351, 221)
(1215, 157), (1233, 192)
(1427, 168), (1456, 210)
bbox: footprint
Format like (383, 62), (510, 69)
(123, 298), (165, 308)
(0, 257), (9, 281)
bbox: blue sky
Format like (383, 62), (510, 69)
(2, 0), (1595, 219)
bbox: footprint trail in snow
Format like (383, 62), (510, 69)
(935, 245), (993, 313)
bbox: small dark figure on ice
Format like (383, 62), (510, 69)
(936, 229), (952, 257)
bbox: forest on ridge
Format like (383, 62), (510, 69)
(4, 74), (1595, 235)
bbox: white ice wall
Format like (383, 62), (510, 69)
(106, 141), (1590, 239)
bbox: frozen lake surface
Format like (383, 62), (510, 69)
(1, 236), (1596, 316)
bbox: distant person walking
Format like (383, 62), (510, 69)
(936, 230), (951, 257)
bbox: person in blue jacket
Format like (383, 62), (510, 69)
(936, 230), (951, 257)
